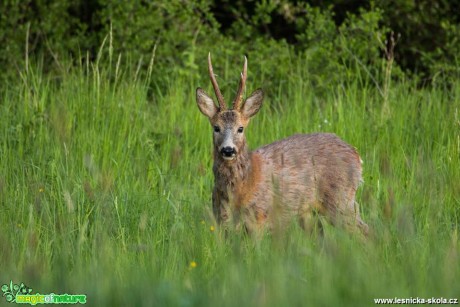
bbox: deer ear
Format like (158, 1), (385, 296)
(196, 88), (218, 118)
(241, 89), (264, 118)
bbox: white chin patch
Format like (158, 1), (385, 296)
(222, 155), (236, 161)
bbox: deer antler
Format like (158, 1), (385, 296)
(208, 52), (226, 110)
(232, 56), (247, 110)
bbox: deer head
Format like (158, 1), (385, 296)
(196, 53), (264, 161)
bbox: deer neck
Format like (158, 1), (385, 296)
(213, 140), (251, 194)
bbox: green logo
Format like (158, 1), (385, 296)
(1, 281), (86, 305)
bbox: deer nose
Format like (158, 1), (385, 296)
(221, 146), (236, 157)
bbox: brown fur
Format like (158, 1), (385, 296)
(234, 153), (262, 207)
(197, 55), (368, 235)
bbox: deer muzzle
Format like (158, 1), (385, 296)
(220, 146), (236, 160)
(218, 129), (237, 160)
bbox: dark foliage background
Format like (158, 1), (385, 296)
(1, 0), (459, 86)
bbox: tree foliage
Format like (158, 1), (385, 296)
(0, 0), (458, 85)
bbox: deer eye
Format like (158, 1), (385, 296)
(237, 127), (244, 133)
(213, 126), (220, 133)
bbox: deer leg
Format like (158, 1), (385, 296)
(353, 202), (369, 236)
(298, 205), (324, 236)
(323, 201), (369, 237)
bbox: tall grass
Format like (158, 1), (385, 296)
(0, 51), (459, 306)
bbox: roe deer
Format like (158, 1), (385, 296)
(196, 53), (368, 235)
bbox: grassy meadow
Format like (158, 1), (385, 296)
(0, 51), (459, 306)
